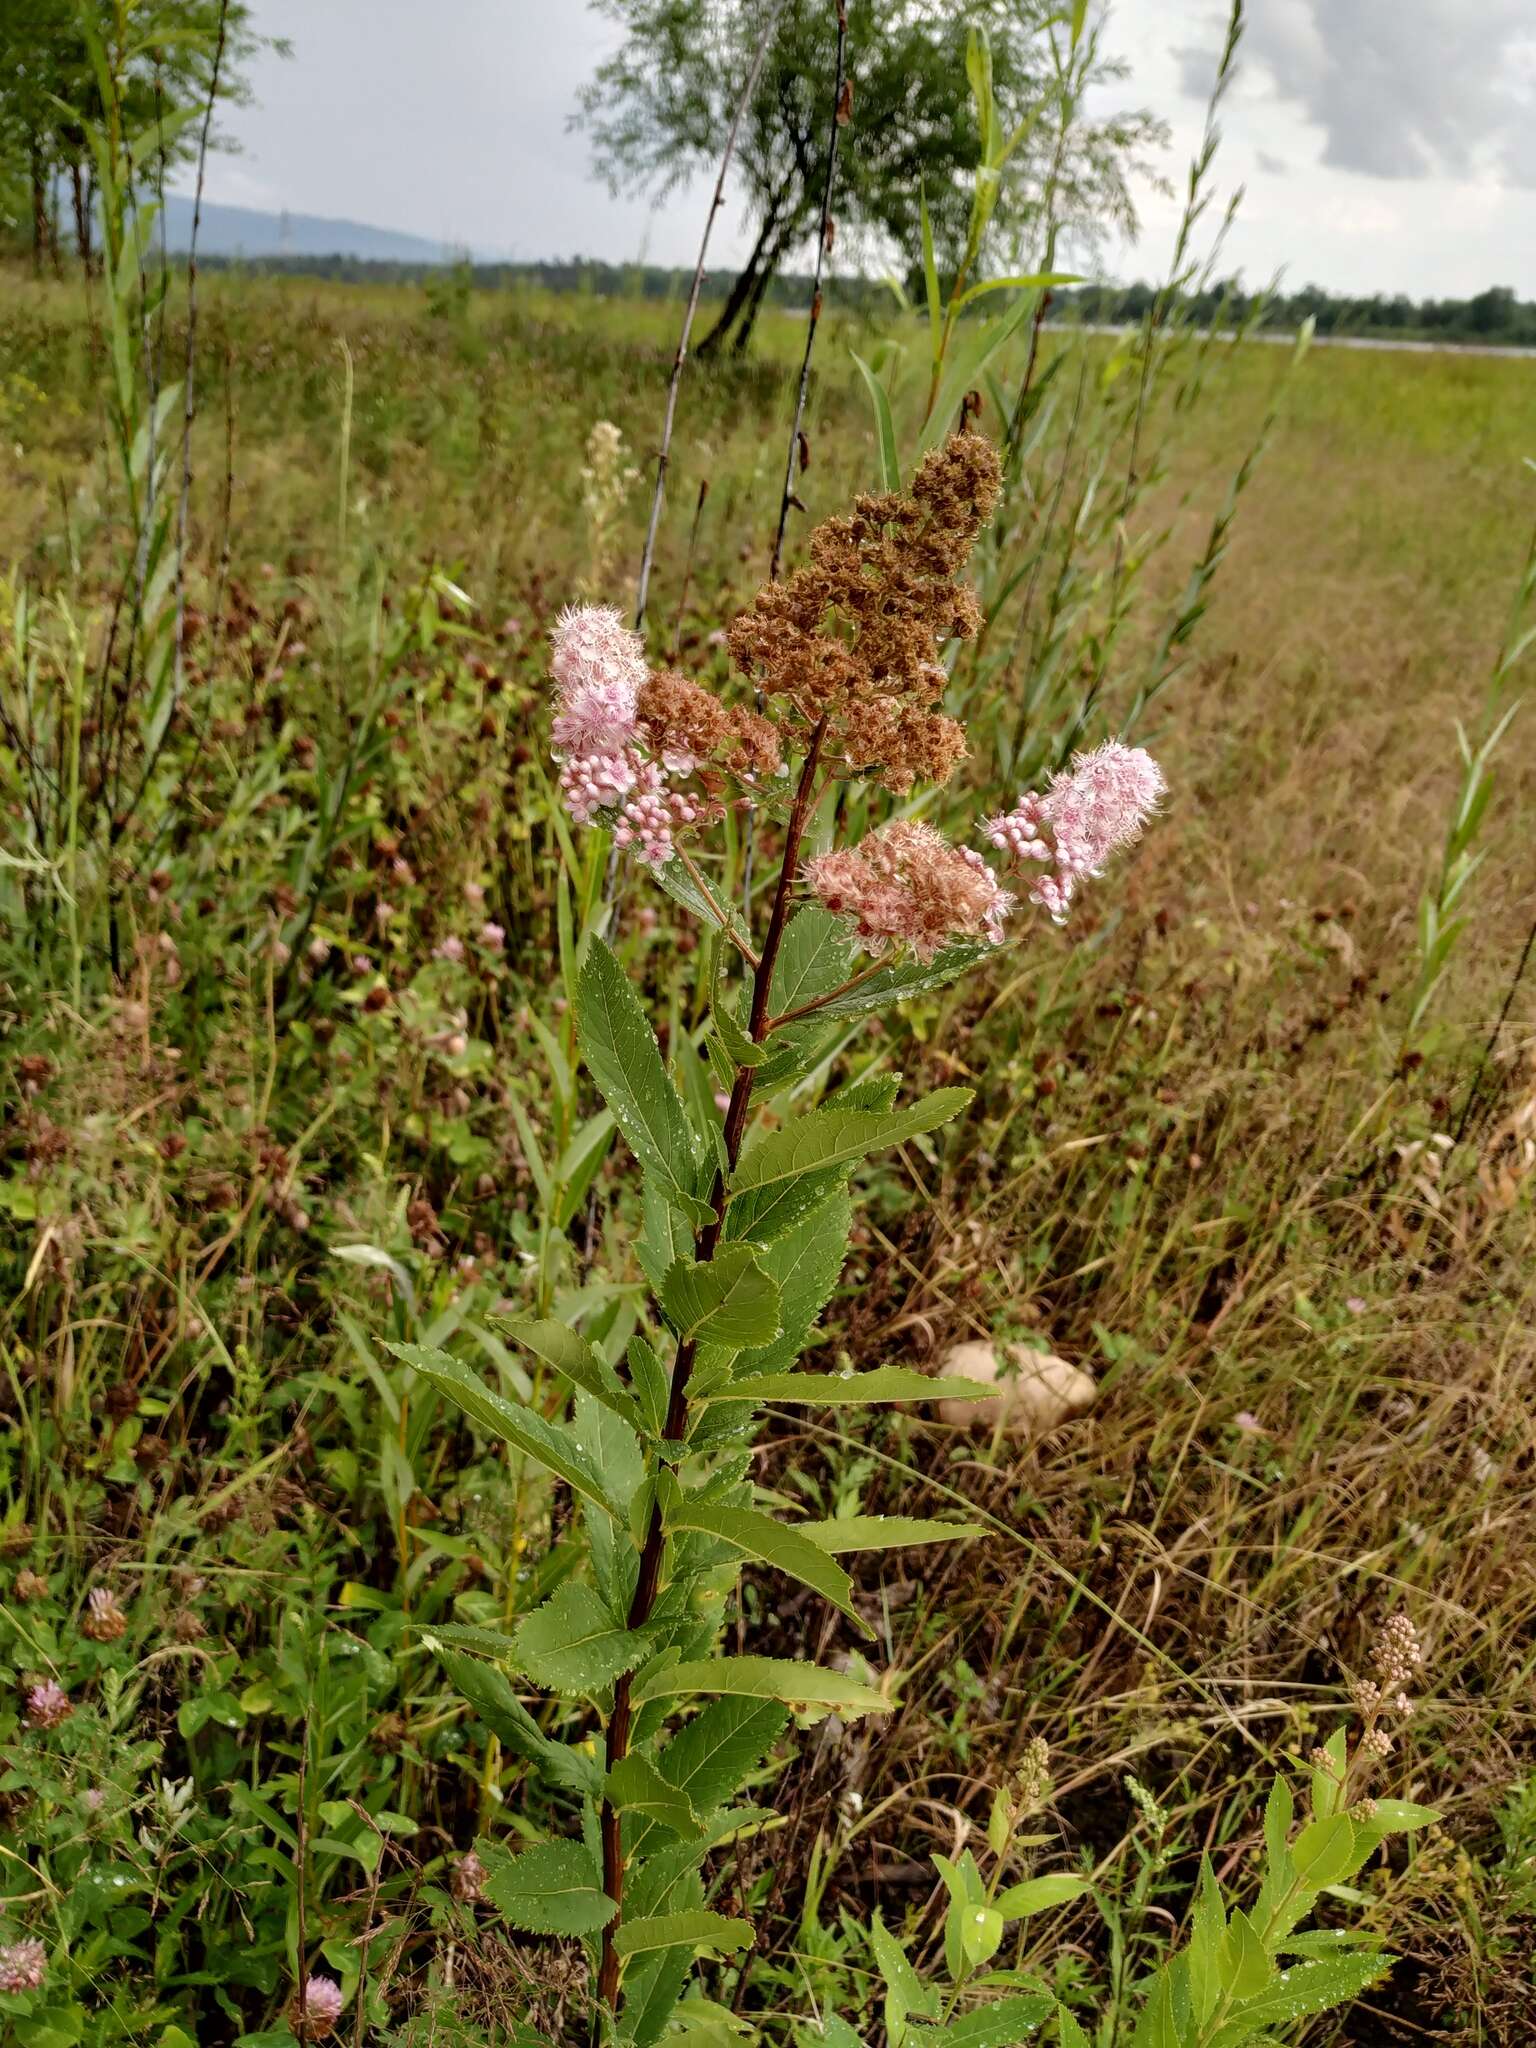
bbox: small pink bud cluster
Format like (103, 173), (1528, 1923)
(983, 741), (1166, 924)
(0, 1939), (46, 1993)
(548, 605), (699, 866)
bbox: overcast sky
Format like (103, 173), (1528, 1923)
(188, 0), (1536, 298)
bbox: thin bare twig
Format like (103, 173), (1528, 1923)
(632, 0), (786, 634)
(768, 1), (848, 585)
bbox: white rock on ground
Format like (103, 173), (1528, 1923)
(936, 1340), (1097, 1434)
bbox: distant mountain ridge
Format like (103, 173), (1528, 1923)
(161, 193), (475, 263)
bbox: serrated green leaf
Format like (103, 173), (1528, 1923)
(578, 937), (711, 1224)
(628, 1333), (672, 1436)
(906, 1993), (1053, 2047)
(725, 1187), (851, 1377)
(1369, 1798), (1439, 1833)
(870, 1909), (940, 2029)
(1290, 1814), (1357, 1890)
(994, 1873), (1090, 1919)
(613, 1909), (753, 1961)
(633, 1655), (890, 1718)
(512, 1583), (650, 1694)
(668, 1501), (867, 1633)
(492, 1314), (641, 1428)
(1055, 2008), (1090, 2048)
(606, 1754), (701, 1838)
(730, 1090), (972, 1199)
(1218, 1953), (1390, 2035)
(1221, 1908), (1272, 2000)
(809, 941), (994, 1020)
(479, 1839), (614, 1935)
(710, 1367), (994, 1406)
(657, 1695), (789, 1814)
(387, 1342), (616, 1515)
(433, 1649), (599, 1795)
(661, 1246), (782, 1347)
(801, 1515), (977, 1553)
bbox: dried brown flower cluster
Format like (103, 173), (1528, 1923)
(636, 672), (782, 780)
(728, 432), (1003, 794)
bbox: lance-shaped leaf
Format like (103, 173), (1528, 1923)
(388, 1342), (617, 1517)
(493, 1314), (641, 1430)
(577, 936), (712, 1225)
(512, 1582), (650, 1694)
(807, 941), (994, 1021)
(430, 1649), (598, 1796)
(708, 1366), (995, 1406)
(612, 1910), (753, 1961)
(729, 1089), (972, 1198)
(667, 1501), (869, 1634)
(479, 1839), (615, 1936)
(660, 1245), (781, 1348)
(993, 1873), (1091, 1918)
(633, 1655), (889, 1718)
(1225, 1953), (1391, 2031)
(800, 1515), (978, 1554)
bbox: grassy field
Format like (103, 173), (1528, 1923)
(2, 268), (1535, 2044)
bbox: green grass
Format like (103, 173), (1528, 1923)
(2, 267), (1534, 2045)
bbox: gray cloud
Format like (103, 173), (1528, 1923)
(1255, 150), (1288, 177)
(1242, 0), (1536, 187)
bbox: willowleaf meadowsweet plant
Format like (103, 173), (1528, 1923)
(391, 434), (1168, 2040)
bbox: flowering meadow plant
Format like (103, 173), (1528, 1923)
(387, 437), (1431, 2044)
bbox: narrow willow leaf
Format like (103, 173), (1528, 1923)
(850, 351), (901, 492)
(994, 1873), (1090, 1918)
(413, 1621), (519, 1658)
(632, 1655), (889, 1718)
(711, 1367), (994, 1406)
(513, 1582), (649, 1694)
(801, 1515), (977, 1554)
(668, 1501), (868, 1633)
(661, 1246), (782, 1347)
(729, 1090), (972, 1196)
(479, 1839), (615, 1936)
(627, 1334), (672, 1437)
(387, 1342), (615, 1515)
(494, 1314), (642, 1430)
(613, 1910), (753, 1961)
(577, 937), (711, 1224)
(605, 1754), (701, 1839)
(905, 1993), (1053, 2047)
(652, 854), (751, 947)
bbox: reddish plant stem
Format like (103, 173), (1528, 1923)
(594, 721), (827, 2023)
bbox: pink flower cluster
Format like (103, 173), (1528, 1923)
(805, 820), (1014, 962)
(983, 741), (1166, 924)
(548, 605), (698, 866)
(0, 1939), (46, 1993)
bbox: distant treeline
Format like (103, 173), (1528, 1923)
(192, 251), (1536, 349)
(1053, 280), (1536, 347)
